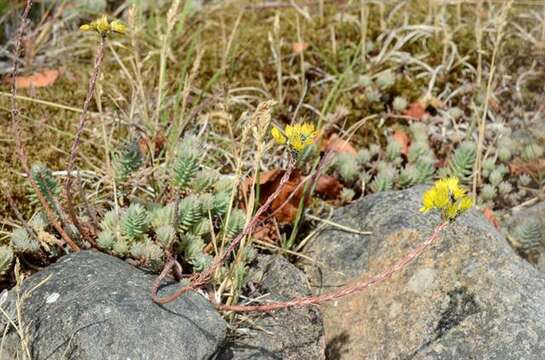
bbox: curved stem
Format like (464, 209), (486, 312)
(216, 221), (449, 312)
(152, 159), (296, 304)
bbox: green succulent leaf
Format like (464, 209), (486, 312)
(178, 196), (202, 232)
(172, 137), (200, 190)
(448, 141), (476, 183)
(10, 228), (40, 254)
(120, 203), (149, 242)
(114, 141), (143, 180)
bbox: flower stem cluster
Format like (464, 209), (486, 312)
(420, 177), (473, 221)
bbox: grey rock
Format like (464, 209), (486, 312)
(306, 186), (545, 360)
(1, 250), (227, 360)
(216, 255), (325, 360)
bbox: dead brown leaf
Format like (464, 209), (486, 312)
(392, 130), (410, 156)
(292, 42), (309, 54)
(509, 159), (545, 176)
(315, 175), (343, 199)
(404, 101), (427, 120)
(241, 169), (307, 224)
(138, 132), (166, 157)
(240, 169), (283, 202)
(5, 69), (60, 88)
(252, 222), (279, 244)
(323, 133), (357, 155)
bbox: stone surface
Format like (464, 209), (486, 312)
(306, 186), (545, 359)
(1, 250), (227, 360)
(216, 255), (325, 360)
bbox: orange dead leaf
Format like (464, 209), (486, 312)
(5, 69), (60, 88)
(240, 169), (283, 202)
(252, 222), (279, 244)
(323, 133), (357, 155)
(139, 132), (166, 157)
(482, 208), (501, 230)
(258, 169), (284, 185)
(241, 169), (306, 224)
(292, 42), (309, 54)
(392, 130), (410, 156)
(315, 175), (343, 199)
(509, 159), (545, 176)
(138, 138), (149, 156)
(404, 101), (427, 120)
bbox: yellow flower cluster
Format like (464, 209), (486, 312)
(420, 177), (473, 221)
(80, 15), (127, 36)
(271, 123), (318, 152)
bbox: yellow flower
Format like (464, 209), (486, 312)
(270, 122), (318, 153)
(458, 196), (474, 212)
(80, 15), (127, 36)
(420, 188), (436, 213)
(420, 176), (473, 221)
(110, 20), (128, 34)
(94, 15), (110, 33)
(271, 127), (286, 145)
(79, 24), (92, 32)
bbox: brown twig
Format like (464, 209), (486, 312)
(216, 221), (449, 312)
(64, 35), (106, 247)
(9, 0), (80, 252)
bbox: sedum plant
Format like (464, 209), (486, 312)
(172, 136), (201, 189)
(7, 135), (246, 275)
(327, 126), (437, 196)
(28, 164), (61, 210)
(324, 123), (537, 212)
(114, 141), (144, 180)
(522, 143), (544, 162)
(446, 141), (476, 184)
(511, 218), (544, 253)
(92, 136), (243, 271)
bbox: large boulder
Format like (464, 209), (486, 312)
(216, 255), (325, 359)
(307, 186), (545, 359)
(0, 250), (227, 360)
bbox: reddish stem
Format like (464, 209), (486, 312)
(9, 0), (80, 252)
(64, 35), (106, 247)
(152, 160), (296, 304)
(216, 222), (449, 312)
